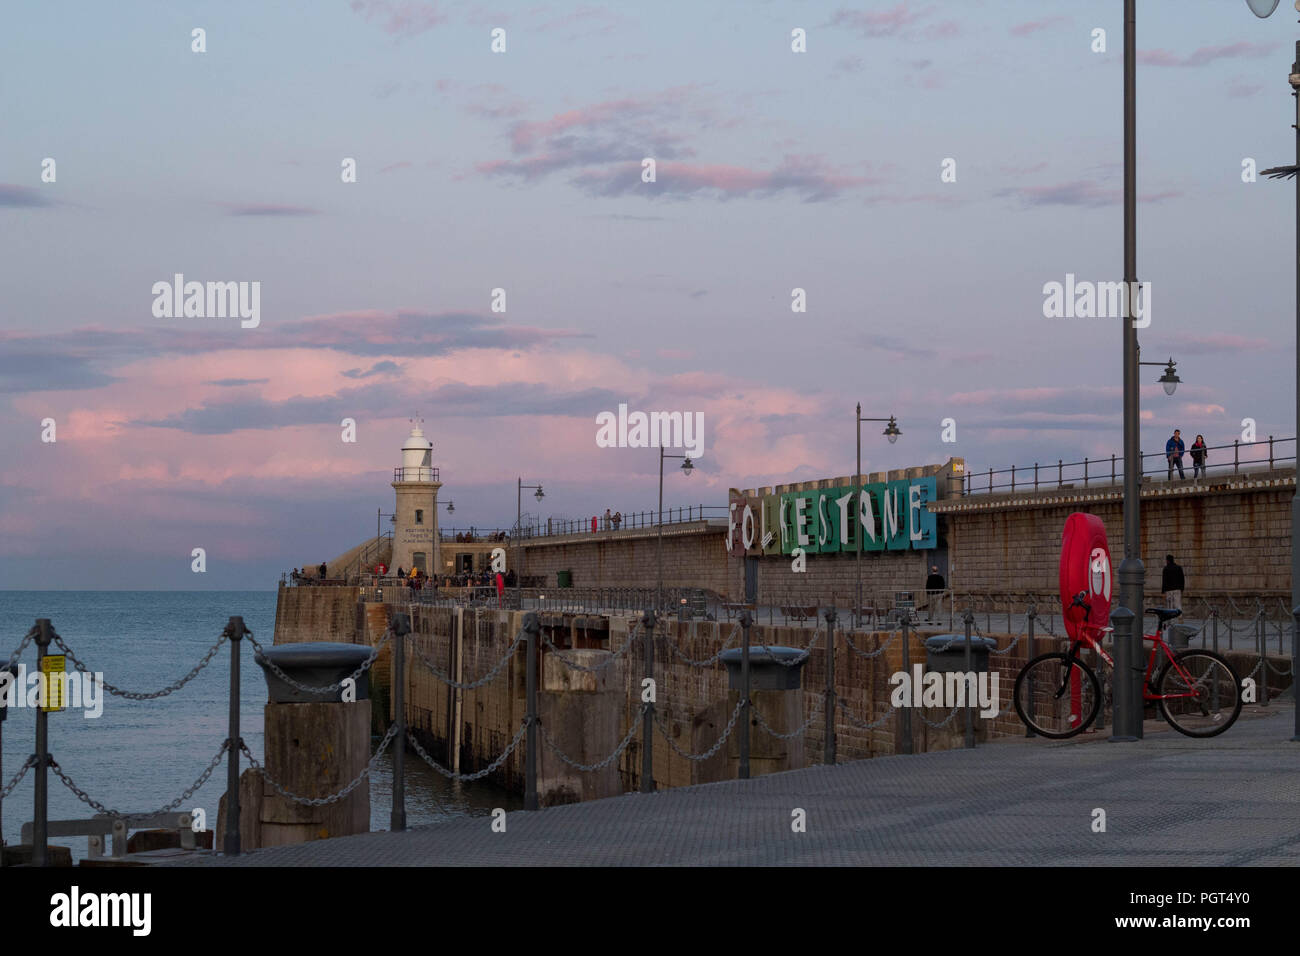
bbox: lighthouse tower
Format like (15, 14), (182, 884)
(391, 422), (442, 576)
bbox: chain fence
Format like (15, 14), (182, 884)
(407, 721), (529, 782)
(51, 741), (230, 822)
(241, 725), (398, 807)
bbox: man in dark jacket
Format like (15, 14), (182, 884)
(1165, 429), (1185, 480)
(1161, 554), (1184, 610)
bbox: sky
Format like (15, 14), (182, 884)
(1, 0), (1297, 588)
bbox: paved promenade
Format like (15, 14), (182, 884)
(170, 704), (1300, 867)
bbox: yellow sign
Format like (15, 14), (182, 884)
(40, 656), (65, 712)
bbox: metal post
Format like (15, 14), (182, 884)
(657, 450), (665, 614)
(1083, 458), (1089, 487)
(523, 612), (539, 809)
(1259, 612), (1270, 708)
(739, 611), (751, 778)
(32, 620), (52, 866)
(1292, 39), (1300, 743)
(1034, 462), (1039, 490)
(1235, 439), (1240, 473)
(390, 612), (409, 831)
(899, 617), (914, 754)
(1115, 0), (1145, 741)
(640, 610), (656, 793)
(1025, 605), (1036, 737)
(223, 616), (246, 855)
(1213, 606), (1219, 655)
(823, 608), (837, 765)
(855, 403), (862, 629)
(962, 612), (975, 749)
(1109, 607), (1138, 742)
(1291, 606), (1300, 741)
(1011, 465), (1016, 492)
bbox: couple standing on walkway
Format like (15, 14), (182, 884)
(1165, 429), (1208, 481)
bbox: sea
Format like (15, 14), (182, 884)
(0, 591), (519, 861)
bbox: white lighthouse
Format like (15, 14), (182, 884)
(391, 422), (442, 575)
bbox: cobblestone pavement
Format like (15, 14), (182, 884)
(166, 702), (1300, 867)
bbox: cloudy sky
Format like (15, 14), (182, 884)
(1, 0), (1295, 588)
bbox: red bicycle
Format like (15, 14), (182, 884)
(1014, 592), (1242, 738)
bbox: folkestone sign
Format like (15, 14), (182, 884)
(726, 476), (937, 557)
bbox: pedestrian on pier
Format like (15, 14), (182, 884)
(1190, 434), (1207, 480)
(1165, 429), (1186, 481)
(319, 561), (328, 580)
(613, 511), (622, 530)
(1162, 554), (1184, 611)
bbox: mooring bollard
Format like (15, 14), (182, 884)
(899, 617), (913, 755)
(390, 613), (409, 832)
(823, 608), (836, 766)
(224, 616), (247, 856)
(739, 611), (752, 779)
(640, 609), (656, 794)
(1024, 603), (1036, 737)
(962, 612), (975, 749)
(32, 619), (52, 867)
(523, 612), (539, 810)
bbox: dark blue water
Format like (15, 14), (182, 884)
(0, 592), (517, 860)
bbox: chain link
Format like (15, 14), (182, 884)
(665, 622), (741, 668)
(843, 629), (898, 660)
(51, 741), (230, 820)
(752, 629), (822, 667)
(407, 721), (528, 781)
(751, 699), (823, 740)
(836, 698), (894, 730)
(241, 723), (398, 807)
(541, 622), (638, 673)
(538, 717), (641, 772)
(247, 630), (389, 696)
(53, 630), (228, 700)
(409, 629), (523, 689)
(654, 699), (745, 762)
(0, 754), (37, 799)
(5, 626), (37, 670)
(914, 703), (962, 729)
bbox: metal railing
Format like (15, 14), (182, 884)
(394, 466), (439, 482)
(513, 505), (727, 539)
(962, 436), (1295, 496)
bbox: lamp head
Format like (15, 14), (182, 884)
(884, 416), (902, 444)
(1245, 0), (1281, 16)
(681, 457), (694, 476)
(1159, 359), (1180, 396)
(534, 486), (545, 501)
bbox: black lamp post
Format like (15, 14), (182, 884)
(657, 449), (694, 612)
(855, 406), (901, 626)
(1247, 0), (1300, 740)
(516, 479), (543, 601)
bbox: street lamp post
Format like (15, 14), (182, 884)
(855, 405), (901, 627)
(1113, 0), (1145, 742)
(517, 479), (543, 605)
(657, 448), (694, 613)
(1248, 0), (1300, 739)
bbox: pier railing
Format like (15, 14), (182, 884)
(961, 436), (1295, 496)
(5, 595), (1295, 865)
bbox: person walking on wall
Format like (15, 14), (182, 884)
(1162, 554), (1184, 611)
(1190, 434), (1208, 481)
(1166, 429), (1186, 481)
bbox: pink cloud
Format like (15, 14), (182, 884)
(1010, 16), (1068, 37)
(349, 0), (446, 37)
(1139, 42), (1276, 68)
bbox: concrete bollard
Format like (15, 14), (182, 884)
(252, 643), (373, 847)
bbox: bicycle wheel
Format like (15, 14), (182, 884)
(1157, 650), (1242, 738)
(1014, 652), (1101, 739)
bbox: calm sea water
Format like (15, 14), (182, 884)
(0, 591), (517, 860)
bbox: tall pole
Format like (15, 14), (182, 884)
(1114, 0), (1144, 741)
(390, 613), (408, 832)
(32, 620), (51, 867)
(855, 403), (862, 628)
(1292, 40), (1300, 741)
(224, 616), (245, 854)
(657, 447), (665, 613)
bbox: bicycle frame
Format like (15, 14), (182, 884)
(1066, 620), (1202, 703)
